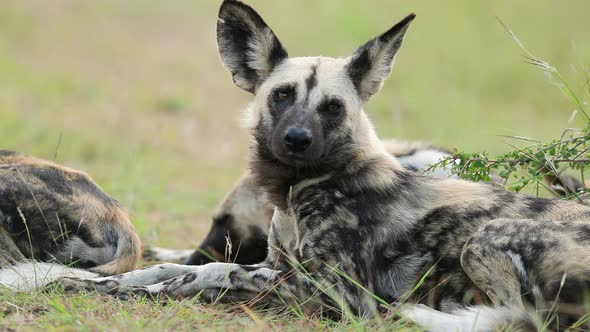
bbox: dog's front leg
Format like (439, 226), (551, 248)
(107, 262), (291, 305)
(114, 259), (378, 317)
(50, 263), (202, 294)
(137, 263), (278, 296)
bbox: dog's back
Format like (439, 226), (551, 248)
(0, 150), (141, 289)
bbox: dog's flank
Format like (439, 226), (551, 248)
(0, 150), (141, 290)
(51, 1), (590, 331)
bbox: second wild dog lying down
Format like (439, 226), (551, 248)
(50, 1), (590, 330)
(0, 150), (141, 290)
(144, 139), (456, 265)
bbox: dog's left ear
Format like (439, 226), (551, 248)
(346, 13), (415, 102)
(217, 0), (288, 93)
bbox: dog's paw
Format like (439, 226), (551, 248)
(107, 286), (162, 302)
(45, 277), (95, 294)
(142, 247), (157, 261)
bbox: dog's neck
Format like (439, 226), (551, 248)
(249, 132), (405, 212)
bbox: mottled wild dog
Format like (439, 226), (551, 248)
(145, 139), (455, 266)
(52, 1), (590, 331)
(146, 139), (587, 268)
(0, 150), (141, 290)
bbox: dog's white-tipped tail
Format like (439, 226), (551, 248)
(402, 304), (526, 332)
(0, 262), (99, 291)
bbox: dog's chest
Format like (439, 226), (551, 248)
(270, 209), (301, 258)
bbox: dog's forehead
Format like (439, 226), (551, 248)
(286, 56), (346, 73)
(266, 56), (353, 91)
(269, 57), (346, 85)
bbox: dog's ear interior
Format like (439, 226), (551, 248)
(346, 13), (415, 102)
(217, 0), (288, 93)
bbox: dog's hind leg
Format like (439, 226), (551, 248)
(461, 218), (590, 308)
(460, 237), (525, 307)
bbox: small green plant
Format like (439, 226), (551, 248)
(428, 19), (590, 202)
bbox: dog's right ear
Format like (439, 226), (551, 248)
(217, 0), (288, 93)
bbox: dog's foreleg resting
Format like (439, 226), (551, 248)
(51, 263), (205, 293)
(121, 263), (286, 304)
(53, 260), (377, 316)
(53, 262), (290, 305)
(130, 261), (376, 316)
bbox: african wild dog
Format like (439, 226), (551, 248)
(145, 139), (586, 267)
(0, 150), (141, 290)
(50, 1), (590, 330)
(144, 139), (455, 266)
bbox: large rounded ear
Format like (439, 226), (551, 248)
(346, 13), (415, 102)
(217, 0), (288, 93)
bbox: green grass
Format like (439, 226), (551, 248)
(0, 288), (426, 331)
(0, 0), (589, 330)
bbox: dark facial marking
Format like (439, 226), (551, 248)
(317, 97), (345, 133)
(267, 84), (296, 120)
(305, 66), (318, 94)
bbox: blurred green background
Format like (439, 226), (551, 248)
(0, 0), (588, 248)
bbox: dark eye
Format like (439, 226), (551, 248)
(273, 88), (293, 102)
(327, 102), (341, 112)
(321, 99), (343, 115)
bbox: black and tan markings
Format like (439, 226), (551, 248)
(143, 139), (458, 266)
(52, 1), (590, 330)
(0, 150), (141, 274)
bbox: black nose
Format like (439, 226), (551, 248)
(284, 127), (312, 153)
